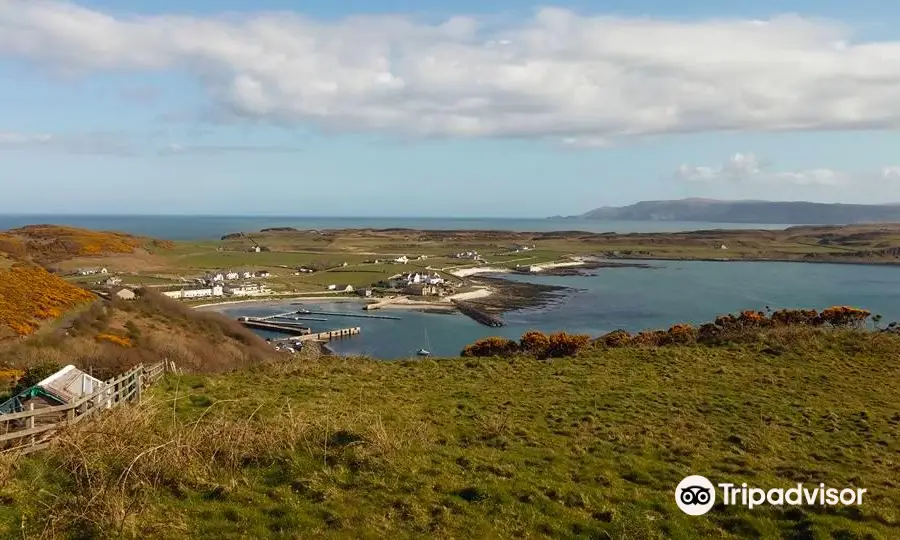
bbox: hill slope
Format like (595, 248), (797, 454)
(1, 327), (897, 538)
(0, 288), (279, 379)
(577, 199), (900, 224)
(0, 224), (173, 266)
(0, 263), (96, 337)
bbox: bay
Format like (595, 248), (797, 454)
(219, 260), (900, 359)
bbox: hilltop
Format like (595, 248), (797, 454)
(0, 224), (173, 266)
(0, 225), (176, 338)
(0, 322), (897, 538)
(574, 199), (900, 224)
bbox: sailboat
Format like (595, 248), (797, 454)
(416, 326), (431, 357)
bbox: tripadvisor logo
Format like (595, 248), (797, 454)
(676, 475), (716, 516)
(675, 475), (867, 515)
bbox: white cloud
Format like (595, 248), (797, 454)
(3, 2), (900, 142)
(675, 153), (871, 187)
(883, 166), (900, 180)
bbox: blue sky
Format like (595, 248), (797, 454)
(2, 1), (900, 216)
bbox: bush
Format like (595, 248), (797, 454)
(96, 333), (133, 348)
(544, 332), (591, 358)
(599, 329), (632, 347)
(519, 331), (551, 357)
(461, 337), (519, 357)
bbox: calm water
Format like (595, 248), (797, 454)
(0, 214), (791, 240)
(221, 260), (900, 359)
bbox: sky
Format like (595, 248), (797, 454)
(2, 1), (900, 216)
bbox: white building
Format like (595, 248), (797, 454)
(105, 276), (122, 286)
(241, 271), (253, 279)
(224, 283), (270, 297)
(225, 271), (240, 280)
(394, 256), (409, 264)
(256, 270), (271, 278)
(162, 285), (223, 300)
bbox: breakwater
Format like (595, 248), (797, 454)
(452, 300), (504, 327)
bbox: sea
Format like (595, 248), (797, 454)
(4, 214), (895, 359)
(0, 214), (789, 240)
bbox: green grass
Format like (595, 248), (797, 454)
(2, 329), (899, 538)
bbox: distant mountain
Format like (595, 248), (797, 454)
(572, 199), (900, 225)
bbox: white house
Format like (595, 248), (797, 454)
(425, 273), (444, 285)
(335, 284), (355, 293)
(99, 268), (108, 274)
(326, 284), (337, 291)
(225, 271), (240, 280)
(394, 256), (409, 264)
(105, 276), (122, 286)
(252, 246), (261, 253)
(256, 270), (271, 278)
(241, 271), (253, 279)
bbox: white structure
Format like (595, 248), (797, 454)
(105, 276), (122, 286)
(224, 283), (270, 297)
(225, 271), (240, 280)
(99, 268), (108, 274)
(720, 244), (728, 250)
(326, 284), (337, 291)
(256, 270), (271, 278)
(452, 251), (479, 260)
(394, 256), (409, 264)
(115, 288), (136, 300)
(162, 285), (223, 300)
(242, 271), (253, 279)
(252, 246), (261, 253)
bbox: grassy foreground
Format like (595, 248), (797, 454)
(1, 329), (899, 539)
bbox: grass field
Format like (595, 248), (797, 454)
(1, 328), (898, 538)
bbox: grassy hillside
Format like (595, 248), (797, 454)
(0, 327), (897, 538)
(0, 289), (278, 381)
(0, 263), (96, 337)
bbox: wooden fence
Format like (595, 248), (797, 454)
(0, 360), (171, 456)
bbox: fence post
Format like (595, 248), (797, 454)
(27, 402), (35, 448)
(136, 369), (143, 403)
(67, 404), (75, 424)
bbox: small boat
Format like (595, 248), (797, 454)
(416, 326), (432, 357)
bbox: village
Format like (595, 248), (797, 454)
(68, 247), (504, 303)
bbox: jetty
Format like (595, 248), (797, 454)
(272, 316), (329, 322)
(452, 301), (504, 327)
(272, 327), (361, 343)
(237, 317), (312, 335)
